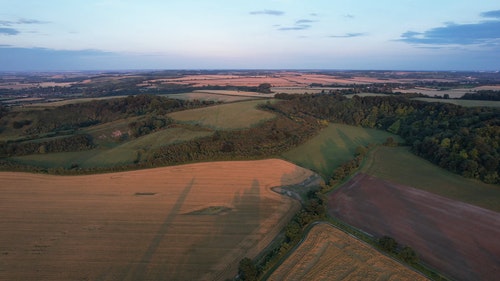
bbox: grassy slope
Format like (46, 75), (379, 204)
(362, 146), (500, 212)
(167, 99), (276, 130)
(11, 127), (212, 168)
(282, 123), (402, 179)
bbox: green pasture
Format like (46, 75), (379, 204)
(282, 123), (402, 179)
(167, 99), (276, 130)
(10, 127), (212, 168)
(362, 146), (500, 212)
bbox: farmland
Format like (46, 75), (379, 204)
(282, 123), (402, 179)
(1, 70), (500, 281)
(268, 223), (428, 281)
(361, 146), (500, 212)
(168, 99), (276, 130)
(328, 173), (500, 281)
(0, 159), (314, 281)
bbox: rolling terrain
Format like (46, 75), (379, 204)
(282, 123), (402, 179)
(1, 71), (499, 281)
(0, 159), (314, 281)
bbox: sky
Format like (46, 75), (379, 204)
(1, 0), (500, 71)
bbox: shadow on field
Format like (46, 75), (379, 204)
(180, 179), (263, 281)
(118, 178), (196, 281)
(160, 179), (264, 281)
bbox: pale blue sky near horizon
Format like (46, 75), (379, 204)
(1, 0), (499, 71)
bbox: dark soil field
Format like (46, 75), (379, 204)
(328, 173), (500, 281)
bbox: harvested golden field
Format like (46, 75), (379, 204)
(0, 159), (314, 281)
(269, 223), (428, 281)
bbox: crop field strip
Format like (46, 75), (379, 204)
(0, 159), (313, 281)
(268, 223), (428, 281)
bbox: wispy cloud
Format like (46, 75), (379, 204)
(249, 9), (284, 16)
(277, 18), (316, 31)
(329, 32), (366, 38)
(0, 18), (49, 26)
(295, 19), (315, 24)
(0, 27), (19, 35)
(0, 18), (49, 36)
(400, 10), (500, 46)
(17, 18), (50, 24)
(278, 25), (311, 31)
(481, 10), (500, 19)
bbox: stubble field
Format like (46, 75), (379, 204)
(0, 159), (314, 281)
(268, 223), (428, 281)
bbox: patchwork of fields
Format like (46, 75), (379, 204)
(268, 223), (428, 281)
(0, 159), (314, 281)
(2, 86), (499, 281)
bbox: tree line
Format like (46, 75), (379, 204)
(460, 90), (500, 101)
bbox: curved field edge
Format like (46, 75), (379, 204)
(361, 146), (500, 212)
(268, 223), (428, 281)
(0, 159), (315, 281)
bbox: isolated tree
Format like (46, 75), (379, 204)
(398, 246), (419, 264)
(238, 257), (257, 281)
(257, 83), (272, 93)
(378, 236), (398, 253)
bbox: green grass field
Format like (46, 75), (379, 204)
(362, 146), (500, 212)
(10, 127), (212, 168)
(282, 123), (402, 179)
(167, 100), (276, 130)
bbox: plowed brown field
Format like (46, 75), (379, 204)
(0, 159), (314, 281)
(269, 223), (428, 281)
(328, 173), (500, 281)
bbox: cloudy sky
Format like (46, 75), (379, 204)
(1, 0), (499, 71)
